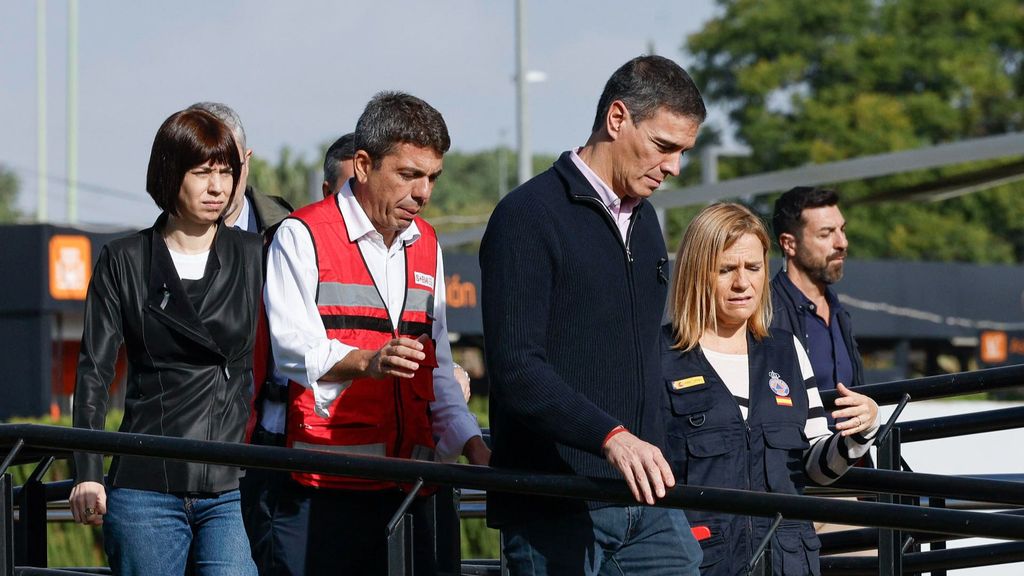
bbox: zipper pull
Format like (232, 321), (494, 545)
(626, 246), (634, 263)
(223, 365), (231, 380)
(160, 284), (170, 310)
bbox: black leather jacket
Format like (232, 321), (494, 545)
(72, 214), (262, 494)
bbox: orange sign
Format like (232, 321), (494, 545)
(979, 331), (1008, 364)
(446, 274), (477, 309)
(49, 235), (92, 300)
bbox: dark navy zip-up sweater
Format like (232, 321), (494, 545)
(480, 151), (670, 527)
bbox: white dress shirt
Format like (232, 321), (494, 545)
(231, 193), (253, 232)
(569, 148), (639, 242)
(264, 180), (480, 462)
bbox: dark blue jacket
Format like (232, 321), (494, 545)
(481, 152), (669, 527)
(770, 270), (864, 389)
(663, 327), (822, 576)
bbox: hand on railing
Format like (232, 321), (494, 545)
(69, 481), (106, 526)
(602, 430), (675, 505)
(462, 435), (491, 466)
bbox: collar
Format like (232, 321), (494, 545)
(569, 148), (639, 213)
(554, 151), (647, 208)
(335, 179), (421, 246)
(145, 212), (224, 355)
(231, 192), (252, 232)
(775, 268), (840, 313)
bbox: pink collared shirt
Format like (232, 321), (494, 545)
(569, 148), (639, 242)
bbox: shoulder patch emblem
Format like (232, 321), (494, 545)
(768, 370), (790, 397)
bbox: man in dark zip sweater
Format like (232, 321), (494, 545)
(481, 55), (707, 575)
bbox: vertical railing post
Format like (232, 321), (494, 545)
(434, 486), (461, 575)
(387, 478), (425, 576)
(929, 496), (947, 576)
(15, 457), (53, 567)
(878, 426), (903, 576)
(747, 513), (782, 576)
(0, 440), (24, 576)
(387, 513), (413, 576)
(1, 474), (13, 576)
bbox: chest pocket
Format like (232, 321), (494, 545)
(761, 423), (810, 494)
(667, 380), (713, 418)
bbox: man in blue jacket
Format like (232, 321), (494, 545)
(480, 55), (706, 575)
(771, 186), (866, 426)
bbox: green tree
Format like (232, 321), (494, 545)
(248, 146), (317, 211)
(684, 0), (1024, 262)
(426, 149), (557, 233)
(0, 165), (21, 223)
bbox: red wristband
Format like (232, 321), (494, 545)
(602, 425), (628, 448)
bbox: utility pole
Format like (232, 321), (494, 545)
(67, 0), (79, 224)
(36, 0), (47, 223)
(700, 144), (753, 186)
(497, 129), (509, 199)
(515, 0), (531, 185)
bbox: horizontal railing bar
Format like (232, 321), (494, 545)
(14, 568), (111, 575)
(821, 540), (1024, 574)
(821, 508), (1024, 554)
(2, 424), (1024, 541)
(897, 405), (1024, 442)
(830, 467), (1024, 506)
(819, 363), (1024, 407)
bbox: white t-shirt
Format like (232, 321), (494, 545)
(167, 248), (209, 280)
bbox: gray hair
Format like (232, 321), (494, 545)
(188, 101), (247, 151)
(355, 92), (450, 168)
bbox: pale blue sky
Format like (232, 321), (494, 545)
(1, 0), (721, 228)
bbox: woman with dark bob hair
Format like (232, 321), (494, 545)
(662, 203), (878, 576)
(69, 108), (260, 575)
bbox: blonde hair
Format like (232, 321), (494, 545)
(668, 202), (772, 350)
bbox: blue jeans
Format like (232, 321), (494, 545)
(502, 505), (703, 576)
(103, 487), (257, 576)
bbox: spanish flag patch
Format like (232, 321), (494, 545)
(775, 396), (793, 407)
(672, 376), (705, 390)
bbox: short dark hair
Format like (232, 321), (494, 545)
(323, 132), (355, 187)
(145, 109), (241, 215)
(771, 186), (841, 243)
(591, 55), (707, 133)
(354, 92), (450, 168)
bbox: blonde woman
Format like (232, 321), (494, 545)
(662, 203), (878, 576)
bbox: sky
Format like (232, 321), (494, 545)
(1, 0), (721, 229)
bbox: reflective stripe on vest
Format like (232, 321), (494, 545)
(285, 195), (439, 491)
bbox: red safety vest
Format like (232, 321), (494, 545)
(286, 196), (438, 490)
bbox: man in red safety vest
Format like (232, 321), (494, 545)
(264, 91), (490, 576)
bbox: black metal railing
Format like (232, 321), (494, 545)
(2, 362), (1024, 576)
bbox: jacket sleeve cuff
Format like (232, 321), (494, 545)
(73, 452), (105, 485)
(302, 340), (355, 418)
(434, 412), (483, 463)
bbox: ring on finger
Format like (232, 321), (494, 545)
(84, 507), (96, 516)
